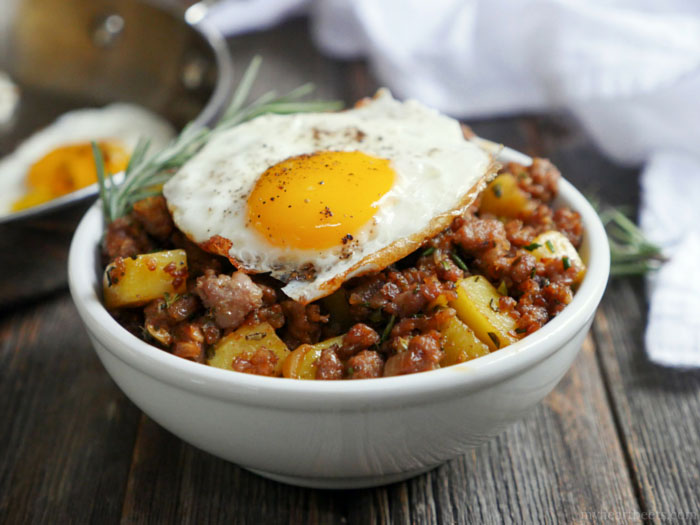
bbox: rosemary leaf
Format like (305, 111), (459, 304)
(125, 138), (151, 175)
(591, 198), (667, 277)
(381, 314), (396, 344)
(224, 55), (262, 119)
(92, 142), (109, 223)
(450, 251), (469, 271)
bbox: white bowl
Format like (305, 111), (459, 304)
(68, 146), (610, 489)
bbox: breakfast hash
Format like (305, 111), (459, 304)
(100, 91), (585, 379)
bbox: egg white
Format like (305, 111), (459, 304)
(0, 104), (175, 216)
(164, 89), (494, 303)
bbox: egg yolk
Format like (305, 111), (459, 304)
(247, 151), (396, 250)
(11, 141), (129, 212)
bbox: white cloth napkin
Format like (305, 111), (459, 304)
(206, 0), (700, 367)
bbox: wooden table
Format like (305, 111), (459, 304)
(2, 20), (699, 524)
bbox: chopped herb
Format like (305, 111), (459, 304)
(380, 315), (396, 343)
(347, 367), (355, 375)
(510, 256), (522, 267)
(421, 246), (435, 257)
(530, 267), (537, 279)
(106, 269), (113, 287)
(545, 239), (555, 253)
(362, 302), (372, 308)
(487, 332), (501, 349)
(474, 276), (480, 282)
(593, 200), (667, 277)
(497, 280), (508, 295)
(489, 298), (500, 312)
(163, 292), (181, 309)
(524, 242), (541, 251)
(562, 256), (571, 270)
(450, 251), (469, 271)
(440, 259), (451, 270)
(245, 332), (266, 341)
(492, 183), (503, 198)
(515, 327), (528, 334)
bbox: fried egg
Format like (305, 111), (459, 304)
(164, 89), (495, 304)
(0, 104), (174, 215)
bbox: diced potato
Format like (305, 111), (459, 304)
(207, 322), (289, 376)
(450, 275), (518, 351)
(530, 230), (586, 284)
(283, 336), (344, 380)
(103, 250), (187, 309)
(440, 316), (490, 366)
(479, 173), (535, 218)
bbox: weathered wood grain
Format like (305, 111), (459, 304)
(0, 296), (141, 524)
(593, 279), (700, 524)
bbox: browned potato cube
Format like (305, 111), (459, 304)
(530, 230), (586, 284)
(440, 316), (490, 366)
(283, 336), (344, 379)
(208, 322), (290, 376)
(450, 276), (518, 351)
(103, 250), (187, 309)
(479, 173), (535, 218)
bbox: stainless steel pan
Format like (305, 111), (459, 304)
(0, 0), (233, 307)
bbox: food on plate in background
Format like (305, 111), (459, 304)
(99, 89), (586, 379)
(0, 104), (174, 215)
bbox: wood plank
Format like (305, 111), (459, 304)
(0, 295), (141, 524)
(593, 279), (700, 523)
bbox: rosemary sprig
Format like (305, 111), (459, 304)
(94, 56), (343, 224)
(593, 201), (667, 277)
